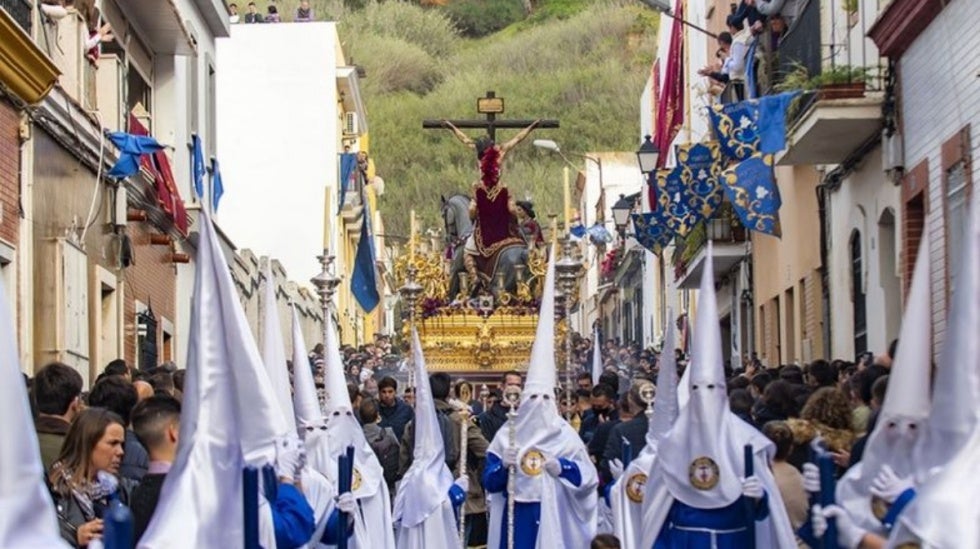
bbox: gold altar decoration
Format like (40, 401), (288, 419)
(394, 225), (570, 375)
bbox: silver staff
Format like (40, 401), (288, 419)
(456, 400), (470, 544)
(503, 385), (522, 549)
(639, 381), (655, 420)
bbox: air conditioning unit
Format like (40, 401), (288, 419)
(343, 112), (359, 135)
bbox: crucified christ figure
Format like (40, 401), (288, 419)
(442, 120), (540, 290)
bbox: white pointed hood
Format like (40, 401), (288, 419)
(592, 324), (603, 385)
(139, 209), (245, 547)
(486, 245), (599, 548)
(650, 312), (679, 448)
(523, 245), (559, 400)
(291, 307), (331, 476)
(393, 329), (455, 528)
(837, 230), (932, 529)
(612, 310), (678, 549)
(912, 188), (980, 481)
(488, 245), (595, 496)
(322, 313), (384, 498)
(656, 243), (774, 508)
(0, 272), (70, 548)
(262, 263), (297, 433)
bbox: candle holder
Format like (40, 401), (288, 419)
(311, 251), (342, 372)
(554, 237), (584, 422)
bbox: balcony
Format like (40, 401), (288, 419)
(114, 0), (194, 55)
(673, 204), (748, 289)
(0, 3), (59, 104)
(764, 0), (885, 165)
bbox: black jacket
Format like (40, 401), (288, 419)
(131, 473), (166, 542)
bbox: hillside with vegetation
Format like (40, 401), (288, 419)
(271, 0), (658, 237)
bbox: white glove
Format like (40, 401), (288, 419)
(503, 447), (519, 468)
(741, 475), (764, 499)
(275, 436), (306, 482)
(454, 475), (470, 493)
(870, 464), (914, 504)
(335, 492), (357, 514)
(544, 457), (563, 478)
(802, 462), (820, 494)
(812, 504), (867, 549)
(609, 459), (624, 481)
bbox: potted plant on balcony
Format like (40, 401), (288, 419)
(812, 65), (868, 100)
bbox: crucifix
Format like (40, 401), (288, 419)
(422, 90), (559, 142)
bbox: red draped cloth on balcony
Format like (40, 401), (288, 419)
(128, 114), (189, 236)
(649, 0), (685, 209)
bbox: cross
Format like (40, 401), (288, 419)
(422, 90), (559, 142)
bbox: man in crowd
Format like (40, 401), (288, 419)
(378, 376), (414, 441)
(130, 395), (181, 540)
(580, 383), (618, 447)
(478, 370), (523, 443)
(31, 362), (83, 471)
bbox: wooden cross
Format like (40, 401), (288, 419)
(422, 90), (559, 142)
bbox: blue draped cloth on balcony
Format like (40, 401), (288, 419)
(107, 132), (165, 178)
(721, 154), (782, 237)
(338, 153), (358, 214)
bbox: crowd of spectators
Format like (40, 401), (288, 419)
(25, 325), (899, 547)
(696, 0), (807, 102)
(228, 1), (317, 24)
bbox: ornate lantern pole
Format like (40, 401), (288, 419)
(398, 219), (423, 390)
(311, 252), (342, 406)
(555, 237), (583, 421)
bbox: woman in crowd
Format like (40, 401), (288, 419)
(49, 407), (131, 548)
(787, 387), (857, 471)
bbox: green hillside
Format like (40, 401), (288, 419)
(269, 0), (658, 237)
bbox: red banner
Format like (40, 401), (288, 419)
(128, 115), (189, 236)
(654, 0), (684, 167)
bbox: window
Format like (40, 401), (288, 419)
(946, 161), (969, 290)
(136, 305), (158, 371)
(851, 231), (867, 354)
(941, 126), (974, 303)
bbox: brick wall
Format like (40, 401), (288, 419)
(899, 0), (980, 356)
(0, 100), (19, 245)
(122, 222), (177, 368)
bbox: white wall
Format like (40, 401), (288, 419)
(216, 23), (339, 284)
(169, 0), (229, 366)
(827, 148), (901, 359)
(900, 0), (980, 353)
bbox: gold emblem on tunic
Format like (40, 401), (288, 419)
(626, 473), (647, 503)
(688, 456), (720, 490)
(521, 449), (546, 476)
(352, 467), (363, 491)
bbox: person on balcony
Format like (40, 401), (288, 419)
(698, 16), (752, 102)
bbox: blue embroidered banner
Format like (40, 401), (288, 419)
(632, 211), (675, 255)
(708, 101), (760, 162)
(676, 142), (725, 222)
(721, 153), (782, 237)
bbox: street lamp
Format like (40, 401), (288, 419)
(534, 139), (605, 222)
(612, 194), (634, 236)
(636, 135), (660, 175)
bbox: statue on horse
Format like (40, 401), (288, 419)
(441, 120), (544, 299)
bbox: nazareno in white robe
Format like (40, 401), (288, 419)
(486, 395), (598, 549)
